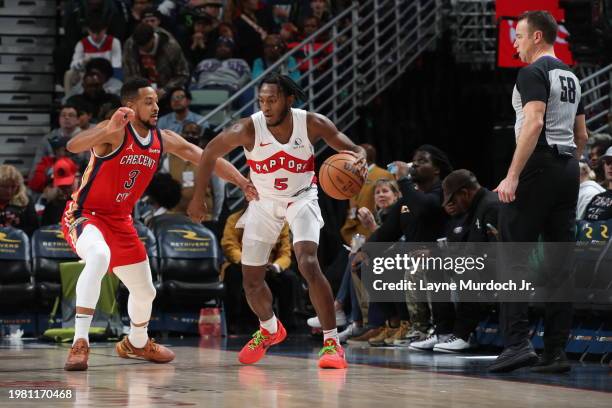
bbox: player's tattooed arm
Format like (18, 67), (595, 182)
(66, 107), (133, 154)
(306, 112), (367, 178)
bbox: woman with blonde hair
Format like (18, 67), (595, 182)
(0, 165), (39, 236)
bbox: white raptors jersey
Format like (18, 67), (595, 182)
(245, 108), (317, 202)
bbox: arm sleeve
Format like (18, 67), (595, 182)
(516, 66), (548, 105)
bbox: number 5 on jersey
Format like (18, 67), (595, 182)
(274, 177), (288, 190)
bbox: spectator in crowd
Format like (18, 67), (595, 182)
(252, 34), (300, 83)
(141, 6), (178, 40)
(64, 17), (122, 95)
(64, 58), (123, 100)
(186, 12), (219, 66)
(296, 0), (332, 25)
(583, 146), (612, 221)
(160, 121), (224, 222)
(66, 71), (122, 122)
(587, 135), (611, 185)
(233, 0), (277, 66)
(409, 169), (499, 353)
(578, 161), (605, 220)
(334, 179), (405, 345)
(157, 88), (207, 134)
(192, 36), (252, 93)
(0, 165), (39, 236)
(279, 22), (299, 44)
(288, 16), (332, 75)
(40, 158), (80, 226)
(123, 23), (190, 102)
(267, 0), (300, 25)
(55, 0), (129, 82)
(76, 103), (94, 131)
(340, 144), (393, 245)
(140, 173), (183, 226)
(126, 0), (153, 37)
(28, 136), (80, 195)
(29, 105), (82, 181)
(221, 205), (300, 332)
(351, 145), (453, 345)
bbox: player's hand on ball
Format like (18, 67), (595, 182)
(339, 150), (367, 181)
(187, 198), (207, 223)
(106, 107), (134, 133)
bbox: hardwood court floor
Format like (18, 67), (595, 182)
(0, 336), (610, 407)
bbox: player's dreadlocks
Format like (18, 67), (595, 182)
(259, 73), (307, 102)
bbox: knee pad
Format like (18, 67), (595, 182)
(113, 260), (156, 302)
(241, 239), (274, 266)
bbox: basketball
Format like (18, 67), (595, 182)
(319, 153), (365, 200)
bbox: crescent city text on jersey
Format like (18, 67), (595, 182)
(119, 154), (157, 169)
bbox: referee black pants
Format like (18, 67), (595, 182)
(498, 147), (579, 349)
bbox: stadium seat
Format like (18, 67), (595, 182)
(153, 215), (224, 309)
(31, 224), (79, 306)
(0, 227), (34, 307)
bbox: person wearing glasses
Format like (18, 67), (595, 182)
(156, 87), (207, 134)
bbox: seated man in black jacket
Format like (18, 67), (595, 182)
(352, 144), (453, 346)
(412, 169), (500, 352)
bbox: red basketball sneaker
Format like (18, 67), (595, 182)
(318, 339), (348, 369)
(238, 321), (287, 364)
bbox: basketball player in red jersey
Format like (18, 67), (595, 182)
(62, 78), (257, 371)
(188, 74), (367, 369)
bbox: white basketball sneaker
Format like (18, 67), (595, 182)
(307, 310), (347, 328)
(409, 334), (451, 351)
(433, 334), (476, 353)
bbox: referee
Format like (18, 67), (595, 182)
(490, 11), (588, 373)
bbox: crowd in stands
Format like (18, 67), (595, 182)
(2, 1), (610, 354)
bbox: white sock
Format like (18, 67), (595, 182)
(323, 328), (339, 344)
(128, 323), (149, 348)
(260, 315), (278, 334)
(73, 314), (93, 346)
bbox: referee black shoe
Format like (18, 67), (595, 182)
(488, 340), (538, 373)
(531, 349), (571, 374)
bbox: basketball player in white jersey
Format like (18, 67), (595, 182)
(188, 73), (366, 369)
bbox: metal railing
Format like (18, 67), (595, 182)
(450, 0), (496, 67)
(195, 0), (443, 209)
(579, 63), (612, 134)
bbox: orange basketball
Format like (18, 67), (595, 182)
(319, 153), (365, 200)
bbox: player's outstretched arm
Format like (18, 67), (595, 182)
(161, 128), (245, 185)
(307, 112), (367, 178)
(66, 107), (134, 153)
(187, 119), (256, 223)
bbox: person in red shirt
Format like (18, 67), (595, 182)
(62, 78), (257, 371)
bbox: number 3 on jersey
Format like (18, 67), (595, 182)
(124, 170), (141, 189)
(274, 177), (288, 190)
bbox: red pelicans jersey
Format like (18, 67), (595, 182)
(246, 108), (316, 201)
(65, 124), (163, 220)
